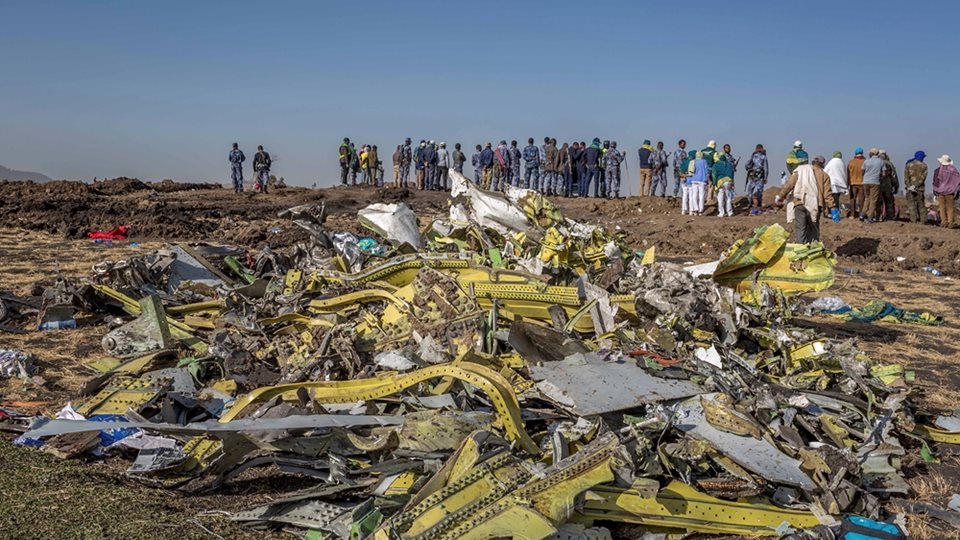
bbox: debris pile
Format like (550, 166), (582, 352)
(7, 171), (959, 539)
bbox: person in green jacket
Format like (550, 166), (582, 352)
(712, 153), (735, 217)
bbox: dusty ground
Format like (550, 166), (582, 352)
(1, 179), (958, 539)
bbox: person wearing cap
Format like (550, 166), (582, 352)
(933, 155), (960, 227)
(253, 145), (271, 193)
(436, 142), (450, 191)
(452, 143), (466, 176)
(479, 143), (495, 190)
(638, 139), (654, 196)
(672, 139), (688, 198)
(847, 147), (866, 218)
(650, 141), (670, 197)
(338, 138), (351, 186)
(400, 138), (413, 187)
(775, 156), (839, 243)
(904, 151), (928, 224)
(712, 152), (735, 217)
(786, 141), (808, 175)
(603, 141), (624, 199)
(744, 144), (769, 215)
(861, 148), (884, 223)
(582, 138), (602, 198)
(509, 140), (522, 188)
(823, 151), (848, 214)
(522, 138), (541, 191)
(878, 151), (899, 221)
(228, 142), (245, 193)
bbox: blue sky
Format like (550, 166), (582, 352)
(2, 1), (958, 189)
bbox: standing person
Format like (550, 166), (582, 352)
(509, 140), (522, 187)
(452, 143), (466, 175)
(558, 142), (571, 197)
(493, 140), (510, 192)
(904, 151), (928, 224)
(723, 144), (739, 190)
(597, 140), (610, 198)
(420, 141), (436, 190)
(582, 138), (602, 198)
(861, 148), (884, 223)
(712, 152), (735, 217)
(637, 140), (654, 196)
(400, 138), (413, 187)
(701, 140), (718, 204)
(685, 151), (709, 216)
(539, 137), (550, 189)
(338, 138), (351, 185)
(847, 147), (866, 218)
(543, 138), (558, 195)
(436, 142), (450, 191)
(933, 155), (960, 228)
(672, 139), (688, 198)
(479, 143), (495, 189)
(348, 142), (360, 185)
(575, 141), (587, 196)
(368, 145), (379, 187)
(786, 140), (809, 175)
(567, 142), (581, 196)
(823, 151), (848, 213)
(471, 144), (482, 184)
(522, 138), (540, 190)
(879, 151), (898, 221)
(392, 145), (403, 188)
(650, 141), (669, 197)
(414, 141), (426, 189)
(253, 145), (271, 193)
(360, 145), (370, 185)
(775, 156), (840, 243)
(744, 144), (769, 215)
(228, 142), (245, 193)
(604, 141), (623, 199)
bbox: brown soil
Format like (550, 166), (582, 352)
(1, 179), (959, 539)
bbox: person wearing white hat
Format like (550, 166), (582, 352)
(933, 154), (960, 227)
(786, 141), (809, 175)
(701, 140), (718, 205)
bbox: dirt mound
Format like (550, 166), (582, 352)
(90, 177), (149, 195)
(148, 179), (222, 192)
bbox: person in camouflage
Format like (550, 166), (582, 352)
(879, 151), (898, 221)
(603, 141), (623, 199)
(904, 151), (928, 224)
(650, 141), (670, 197)
(509, 140), (522, 187)
(400, 138), (413, 187)
(672, 139), (687, 197)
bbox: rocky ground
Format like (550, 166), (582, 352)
(0, 178), (958, 539)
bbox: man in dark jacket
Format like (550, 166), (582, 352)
(480, 143), (495, 189)
(522, 138), (540, 190)
(229, 142), (245, 193)
(452, 143), (466, 174)
(638, 140), (654, 196)
(420, 142), (436, 191)
(253, 145), (271, 193)
(582, 138), (602, 198)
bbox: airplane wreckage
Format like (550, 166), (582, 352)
(5, 171), (957, 540)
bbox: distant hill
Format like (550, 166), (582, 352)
(0, 164), (52, 183)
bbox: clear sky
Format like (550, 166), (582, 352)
(2, 1), (958, 189)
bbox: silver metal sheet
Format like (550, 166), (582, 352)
(529, 353), (704, 416)
(673, 393), (816, 490)
(23, 414), (404, 440)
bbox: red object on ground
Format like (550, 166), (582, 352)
(87, 225), (129, 240)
